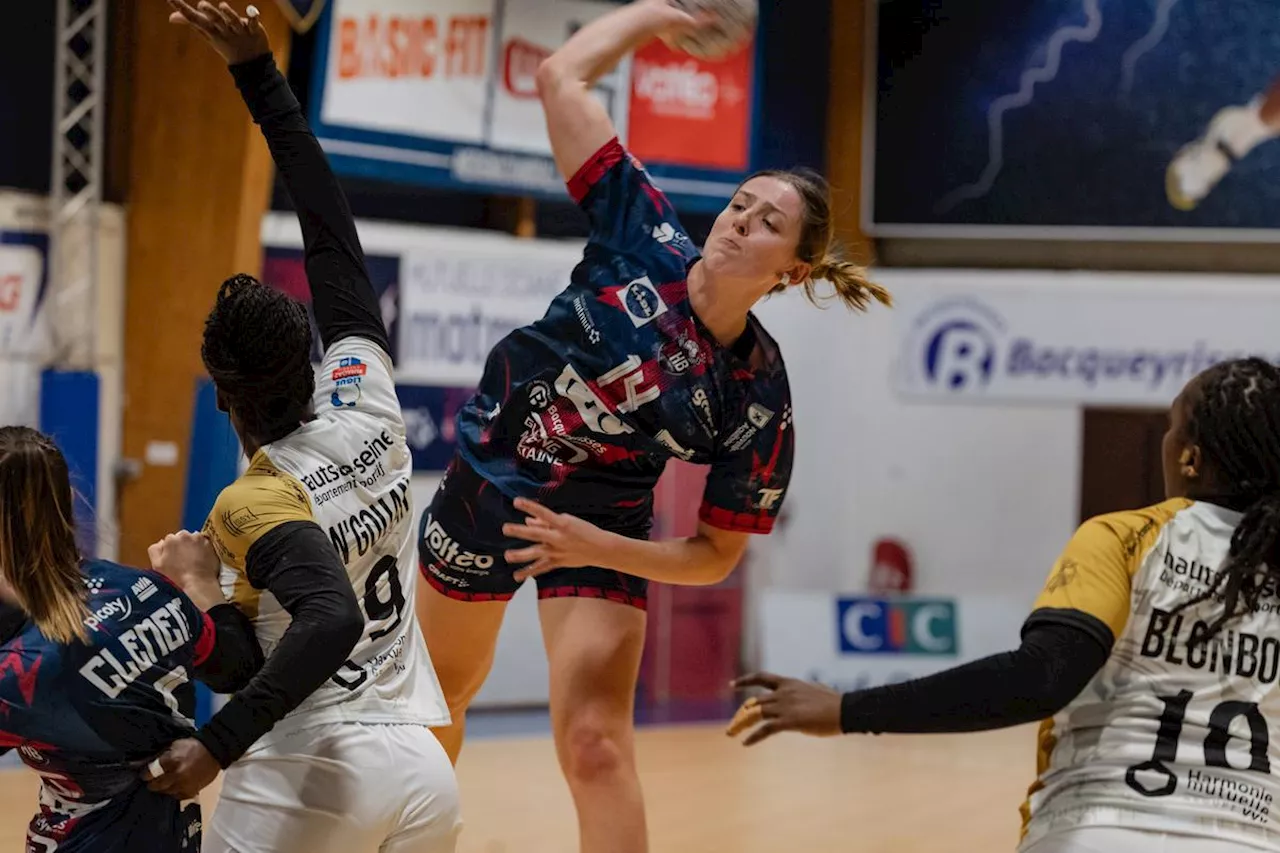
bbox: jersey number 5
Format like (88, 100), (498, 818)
(331, 555), (406, 691)
(1125, 689), (1270, 798)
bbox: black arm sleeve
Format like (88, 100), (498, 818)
(229, 53), (390, 356)
(193, 603), (265, 695)
(194, 522), (363, 767)
(838, 616), (1112, 735)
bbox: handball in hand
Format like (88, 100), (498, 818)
(662, 0), (757, 60)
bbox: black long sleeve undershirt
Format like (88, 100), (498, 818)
(230, 54), (390, 357)
(839, 611), (1112, 735)
(194, 603), (265, 695)
(194, 522), (363, 767)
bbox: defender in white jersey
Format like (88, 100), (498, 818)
(147, 4), (458, 852)
(728, 357), (1280, 853)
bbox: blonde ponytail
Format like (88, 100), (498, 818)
(0, 427), (88, 645)
(808, 255), (893, 313)
(743, 167), (891, 313)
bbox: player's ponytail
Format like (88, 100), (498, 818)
(1166, 358), (1280, 641)
(809, 254), (893, 313)
(750, 167), (892, 313)
(1188, 493), (1280, 640)
(0, 427), (89, 645)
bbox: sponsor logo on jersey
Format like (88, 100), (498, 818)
(327, 478), (412, 565)
(617, 276), (668, 328)
(747, 403), (774, 429)
(652, 222), (688, 247)
(527, 380), (553, 411)
(83, 597), (133, 634)
(80, 599), (194, 698)
(331, 356), (367, 408)
(574, 296), (602, 345)
(421, 514), (495, 571)
(131, 576), (158, 602)
(657, 334), (702, 376)
(655, 428), (696, 461)
(18, 745), (47, 766)
(836, 598), (957, 655)
(692, 387), (715, 435)
(723, 403), (777, 452)
(756, 487), (784, 510)
(300, 428), (396, 494)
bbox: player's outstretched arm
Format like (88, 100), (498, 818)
(536, 0), (707, 181)
(169, 0), (389, 357)
(502, 498), (750, 586)
(727, 623), (1109, 746)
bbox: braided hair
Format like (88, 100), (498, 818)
(202, 273), (315, 446)
(1171, 358), (1280, 639)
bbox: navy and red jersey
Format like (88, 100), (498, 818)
(0, 560), (214, 852)
(455, 138), (794, 537)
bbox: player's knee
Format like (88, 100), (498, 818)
(559, 712), (630, 786)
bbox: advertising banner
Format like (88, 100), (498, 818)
(759, 589), (1026, 692)
(889, 270), (1280, 406)
(310, 0), (756, 209)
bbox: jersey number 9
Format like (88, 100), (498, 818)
(331, 555), (406, 691)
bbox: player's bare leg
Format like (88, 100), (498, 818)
(416, 583), (508, 764)
(1167, 74), (1280, 209)
(540, 596), (648, 853)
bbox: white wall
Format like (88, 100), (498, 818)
(751, 273), (1079, 608)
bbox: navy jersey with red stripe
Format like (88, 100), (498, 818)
(0, 560), (213, 852)
(456, 138), (793, 536)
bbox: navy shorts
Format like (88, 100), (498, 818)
(418, 457), (651, 610)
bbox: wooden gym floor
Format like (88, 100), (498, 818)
(0, 722), (1037, 851)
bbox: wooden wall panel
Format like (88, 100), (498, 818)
(118, 2), (292, 565)
(826, 0), (874, 266)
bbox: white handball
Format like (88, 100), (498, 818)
(663, 0), (757, 61)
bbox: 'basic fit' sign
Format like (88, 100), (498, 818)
(627, 39), (753, 172)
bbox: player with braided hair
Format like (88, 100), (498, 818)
(146, 3), (459, 852)
(730, 357), (1280, 853)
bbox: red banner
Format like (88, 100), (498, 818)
(627, 39), (754, 172)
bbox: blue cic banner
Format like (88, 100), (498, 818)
(307, 0), (762, 212)
(868, 0), (1280, 240)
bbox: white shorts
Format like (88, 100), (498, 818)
(204, 722), (461, 853)
(1022, 827), (1265, 853)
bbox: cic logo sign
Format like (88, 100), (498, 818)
(836, 598), (958, 655)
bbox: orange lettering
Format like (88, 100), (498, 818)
(338, 17), (360, 79)
(446, 16), (489, 79)
(0, 275), (21, 312)
(420, 17), (437, 79)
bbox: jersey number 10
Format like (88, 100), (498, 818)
(331, 555), (406, 692)
(1125, 689), (1270, 798)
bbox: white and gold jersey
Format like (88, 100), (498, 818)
(204, 336), (450, 751)
(1020, 499), (1280, 851)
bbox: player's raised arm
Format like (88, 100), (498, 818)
(535, 0), (705, 181)
(169, 0), (388, 356)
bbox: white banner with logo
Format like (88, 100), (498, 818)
(759, 589), (1026, 692)
(397, 229), (583, 385)
(890, 270), (1280, 406)
(322, 0), (627, 155)
(262, 213), (585, 387)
